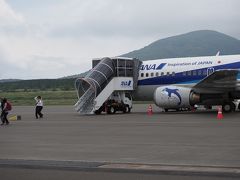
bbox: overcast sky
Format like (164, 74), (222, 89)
(0, 0), (239, 79)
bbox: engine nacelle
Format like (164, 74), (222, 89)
(154, 86), (200, 109)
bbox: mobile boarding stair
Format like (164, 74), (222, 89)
(75, 57), (142, 114)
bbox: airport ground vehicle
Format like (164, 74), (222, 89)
(94, 91), (132, 114)
(75, 57), (140, 115)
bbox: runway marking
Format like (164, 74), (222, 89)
(1, 159), (240, 177)
(99, 163), (240, 177)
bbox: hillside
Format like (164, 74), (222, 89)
(1, 30), (240, 92)
(0, 79), (75, 92)
(60, 71), (89, 79)
(0, 79), (21, 83)
(64, 30), (240, 79)
(122, 30), (240, 60)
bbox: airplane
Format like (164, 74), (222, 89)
(75, 54), (240, 114)
(134, 54), (240, 112)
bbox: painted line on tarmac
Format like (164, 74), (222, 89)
(1, 159), (240, 177)
(98, 163), (240, 177)
(0, 159), (104, 170)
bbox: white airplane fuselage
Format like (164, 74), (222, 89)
(134, 55), (240, 101)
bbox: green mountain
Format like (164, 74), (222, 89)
(0, 79), (75, 92)
(1, 30), (240, 92)
(60, 71), (89, 79)
(122, 30), (240, 60)
(0, 79), (21, 83)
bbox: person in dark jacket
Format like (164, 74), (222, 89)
(1, 98), (10, 125)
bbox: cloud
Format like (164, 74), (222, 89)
(0, 0), (24, 26)
(47, 0), (240, 39)
(0, 0), (239, 79)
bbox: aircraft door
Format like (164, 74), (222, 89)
(207, 67), (214, 76)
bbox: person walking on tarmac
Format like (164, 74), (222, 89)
(35, 96), (43, 119)
(1, 98), (11, 125)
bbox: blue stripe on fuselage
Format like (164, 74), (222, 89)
(156, 63), (167, 70)
(138, 61), (240, 86)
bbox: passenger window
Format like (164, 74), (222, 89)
(161, 72), (164, 76)
(187, 71), (191, 76)
(198, 70), (202, 76)
(166, 72), (170, 76)
(146, 73), (149, 77)
(156, 72), (159, 77)
(193, 70), (197, 76)
(203, 69), (207, 75)
(172, 72), (175, 76)
(141, 73), (144, 77)
(151, 72), (154, 77)
(182, 72), (186, 76)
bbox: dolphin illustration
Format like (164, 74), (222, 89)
(163, 88), (182, 105)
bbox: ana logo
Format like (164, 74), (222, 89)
(121, 80), (132, 87)
(141, 63), (166, 70)
(162, 88), (182, 105)
(141, 64), (156, 70)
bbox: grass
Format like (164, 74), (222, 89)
(0, 90), (78, 106)
(0, 90), (153, 106)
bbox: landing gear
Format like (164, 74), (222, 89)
(222, 102), (236, 113)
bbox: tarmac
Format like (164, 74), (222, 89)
(0, 105), (240, 179)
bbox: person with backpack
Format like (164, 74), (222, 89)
(1, 98), (11, 125)
(34, 96), (43, 119)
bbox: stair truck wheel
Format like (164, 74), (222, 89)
(107, 106), (116, 114)
(125, 105), (131, 113)
(94, 109), (101, 115)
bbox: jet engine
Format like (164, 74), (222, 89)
(154, 86), (200, 109)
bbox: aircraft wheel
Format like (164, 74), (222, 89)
(222, 102), (235, 113)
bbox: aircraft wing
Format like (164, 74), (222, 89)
(192, 69), (240, 94)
